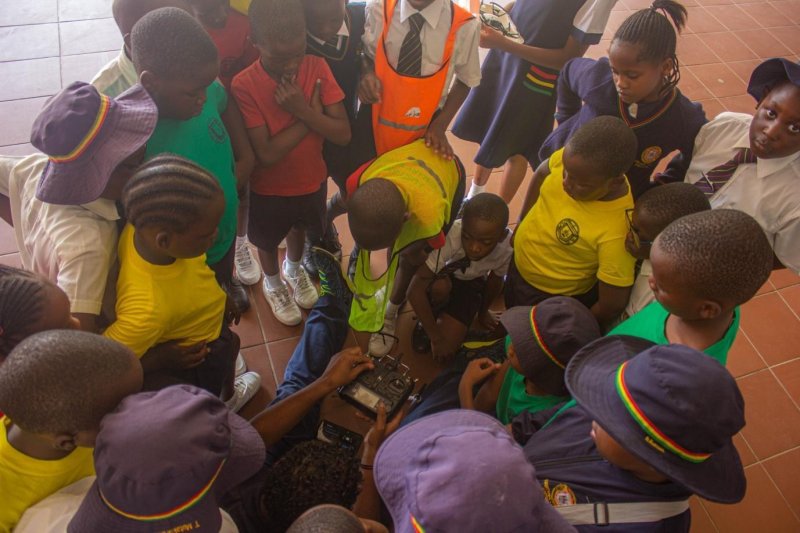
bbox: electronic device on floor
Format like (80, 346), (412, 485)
(338, 354), (415, 419)
(316, 419), (363, 455)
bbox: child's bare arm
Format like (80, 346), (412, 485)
(426, 80), (470, 160)
(245, 122), (309, 168)
(277, 79), (351, 146)
(591, 281), (632, 330)
(459, 358), (503, 411)
(519, 159), (551, 222)
(472, 359), (511, 412)
(221, 97), (256, 191)
(407, 263), (439, 342)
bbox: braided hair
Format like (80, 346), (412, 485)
(122, 154), (223, 232)
(0, 266), (49, 359)
(613, 0), (687, 96)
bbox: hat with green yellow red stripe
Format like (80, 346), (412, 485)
(565, 335), (746, 504)
(499, 297), (601, 397)
(67, 385), (266, 533)
(30, 81), (157, 206)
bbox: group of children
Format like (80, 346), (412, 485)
(0, 0), (799, 530)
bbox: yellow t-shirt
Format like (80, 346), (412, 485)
(0, 417), (94, 533)
(514, 148), (635, 295)
(231, 0), (250, 14)
(103, 225), (226, 357)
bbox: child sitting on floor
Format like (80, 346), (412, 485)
(622, 182), (710, 320)
(610, 209), (773, 365)
(232, 0), (350, 326)
(104, 155), (261, 411)
(0, 266), (80, 362)
(510, 116), (637, 328)
(0, 330), (142, 531)
(407, 193), (512, 361)
(459, 297), (601, 425)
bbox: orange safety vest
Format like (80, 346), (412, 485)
(372, 0), (473, 155)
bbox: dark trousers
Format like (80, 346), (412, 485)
(503, 258), (599, 310)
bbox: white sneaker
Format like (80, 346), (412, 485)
(234, 240), (262, 286)
(284, 263), (319, 310)
(368, 314), (397, 357)
(235, 352), (247, 377)
(263, 279), (302, 326)
(224, 371), (261, 412)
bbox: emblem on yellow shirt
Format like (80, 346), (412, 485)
(556, 218), (580, 245)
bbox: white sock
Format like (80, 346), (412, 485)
(385, 301), (400, 319)
(265, 273), (284, 289)
(236, 235), (247, 248)
(467, 182), (486, 199)
(283, 258), (300, 278)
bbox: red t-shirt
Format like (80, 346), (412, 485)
(232, 56), (345, 196)
(205, 10), (259, 90)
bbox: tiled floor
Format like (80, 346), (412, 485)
(1, 0), (799, 530)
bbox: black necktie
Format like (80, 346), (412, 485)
(694, 147), (757, 198)
(397, 13), (425, 76)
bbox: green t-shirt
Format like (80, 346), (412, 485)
(496, 367), (568, 425)
(145, 81), (238, 266)
(609, 300), (739, 366)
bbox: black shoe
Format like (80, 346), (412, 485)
(322, 221), (343, 261)
(312, 246), (353, 308)
(302, 239), (319, 279)
(225, 277), (251, 314)
(412, 320), (431, 354)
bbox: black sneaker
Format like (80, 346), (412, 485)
(302, 239), (319, 279)
(224, 277), (251, 314)
(311, 246), (353, 308)
(322, 221), (343, 261)
(412, 319), (431, 354)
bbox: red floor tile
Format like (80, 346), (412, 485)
(740, 293), (800, 365)
(727, 330), (766, 378)
(737, 369), (800, 460)
(769, 0), (800, 25)
(725, 58), (764, 84)
(688, 498), (717, 533)
(688, 63), (748, 97)
(686, 6), (727, 33)
(699, 32), (758, 62)
(703, 464), (800, 533)
(735, 29), (793, 57)
(266, 336), (299, 385)
(231, 300), (266, 349)
(718, 93), (758, 113)
(770, 26), (800, 54)
(738, 2), (795, 27)
(755, 278), (776, 296)
(773, 358), (800, 404)
(763, 447), (800, 515)
(705, 4), (761, 30)
(678, 68), (714, 101)
(771, 268), (800, 289)
(238, 343), (277, 419)
(695, 97), (727, 120)
(781, 285), (800, 319)
(678, 34), (723, 65)
(733, 432), (758, 467)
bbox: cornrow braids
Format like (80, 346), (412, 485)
(613, 0), (687, 96)
(0, 266), (48, 359)
(122, 154), (223, 233)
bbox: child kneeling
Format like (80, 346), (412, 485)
(104, 155), (260, 411)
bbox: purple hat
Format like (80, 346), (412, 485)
(374, 410), (576, 533)
(31, 81), (157, 205)
(566, 336), (746, 504)
(68, 385), (266, 533)
(747, 57), (800, 102)
(500, 297), (601, 396)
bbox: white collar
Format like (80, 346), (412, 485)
(400, 0), (446, 30)
(731, 119), (800, 180)
(308, 20), (350, 46)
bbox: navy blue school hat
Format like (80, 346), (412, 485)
(747, 57), (800, 102)
(565, 336), (746, 504)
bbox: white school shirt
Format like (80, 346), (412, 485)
(91, 48), (138, 98)
(362, 0), (481, 107)
(624, 259), (654, 319)
(15, 477), (240, 532)
(425, 219), (513, 280)
(1, 154), (119, 315)
(308, 20), (350, 50)
(683, 112), (800, 273)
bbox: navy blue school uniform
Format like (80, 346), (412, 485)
(306, 2), (366, 188)
(539, 57), (707, 198)
(514, 404), (693, 532)
(451, 0), (616, 169)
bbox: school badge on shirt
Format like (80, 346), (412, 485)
(543, 479), (577, 507)
(640, 146), (662, 166)
(556, 218), (580, 245)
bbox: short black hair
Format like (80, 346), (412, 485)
(122, 154), (223, 232)
(462, 192), (509, 229)
(112, 0), (191, 37)
(249, 0), (305, 45)
(636, 182), (711, 235)
(261, 440), (360, 533)
(0, 331), (138, 434)
(131, 7), (218, 79)
(0, 266), (49, 359)
(655, 209), (773, 304)
(613, 0), (687, 96)
(347, 178), (407, 250)
(566, 116), (638, 179)
(287, 505), (364, 533)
